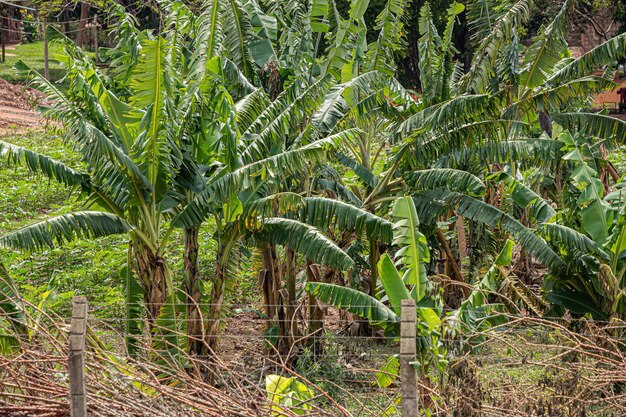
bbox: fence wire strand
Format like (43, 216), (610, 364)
(1, 294), (626, 416)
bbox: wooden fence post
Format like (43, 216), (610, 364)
(92, 15), (98, 63)
(400, 299), (418, 417)
(43, 19), (49, 80)
(1, 11), (5, 64)
(68, 296), (88, 417)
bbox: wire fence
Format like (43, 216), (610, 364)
(0, 21), (96, 38)
(2, 291), (626, 417)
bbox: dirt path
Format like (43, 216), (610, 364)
(0, 78), (44, 135)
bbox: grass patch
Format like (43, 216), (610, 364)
(0, 129), (82, 233)
(0, 129), (125, 317)
(0, 41), (69, 84)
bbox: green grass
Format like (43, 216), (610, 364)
(0, 129), (126, 317)
(0, 130), (82, 233)
(0, 41), (69, 84)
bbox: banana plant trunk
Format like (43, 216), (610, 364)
(285, 247), (298, 352)
(260, 243), (280, 326)
(184, 227), (203, 356)
(133, 241), (169, 327)
(456, 215), (467, 271)
(261, 243), (292, 355)
(307, 263), (335, 355)
(369, 238), (379, 299)
(206, 258), (225, 359)
(354, 238), (380, 336)
(306, 262), (324, 354)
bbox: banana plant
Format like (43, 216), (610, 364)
(266, 374), (315, 416)
(306, 196), (446, 374)
(397, 0), (626, 203)
(537, 130), (626, 320)
(1, 26), (192, 358)
(171, 71), (366, 358)
(389, 0), (626, 302)
(446, 238), (544, 347)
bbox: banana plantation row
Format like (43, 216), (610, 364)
(1, 0), (626, 387)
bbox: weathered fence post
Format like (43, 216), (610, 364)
(43, 19), (49, 80)
(92, 15), (99, 64)
(400, 299), (418, 417)
(1, 11), (5, 64)
(68, 296), (88, 417)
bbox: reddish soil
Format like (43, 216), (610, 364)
(0, 78), (44, 134)
(217, 307), (352, 371)
(219, 311), (267, 368)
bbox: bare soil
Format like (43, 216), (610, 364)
(0, 78), (44, 134)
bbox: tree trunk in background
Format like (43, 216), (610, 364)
(62, 10), (70, 35)
(184, 227), (203, 356)
(76, 2), (91, 47)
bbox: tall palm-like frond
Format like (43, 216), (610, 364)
(366, 0), (410, 75)
(244, 192), (306, 220)
(130, 37), (177, 197)
(391, 197), (430, 297)
(466, 0), (497, 43)
(407, 168), (486, 196)
(256, 218), (354, 270)
(0, 141), (88, 188)
(242, 0), (278, 67)
(312, 71), (409, 135)
(434, 139), (564, 169)
(235, 88), (271, 132)
(462, 0), (530, 93)
(520, 0), (575, 89)
(188, 0), (223, 81)
(0, 212), (130, 252)
(552, 113), (626, 149)
(336, 153), (379, 188)
(489, 172), (556, 222)
(305, 282), (399, 325)
(394, 94), (498, 140)
(298, 197), (394, 243)
(546, 32), (626, 87)
(413, 191), (566, 272)
(400, 118), (531, 170)
(17, 62), (153, 197)
(418, 2), (443, 103)
(105, 3), (145, 82)
(537, 223), (609, 261)
(172, 130), (360, 227)
(241, 76), (334, 163)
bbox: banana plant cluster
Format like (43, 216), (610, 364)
(1, 0), (626, 388)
